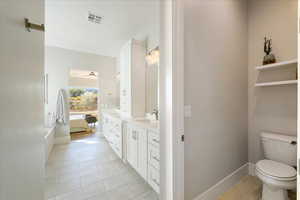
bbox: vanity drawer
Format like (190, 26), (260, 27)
(148, 145), (160, 170)
(131, 125), (147, 137)
(113, 120), (122, 132)
(148, 165), (160, 194)
(148, 130), (160, 147)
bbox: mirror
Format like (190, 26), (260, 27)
(146, 47), (159, 114)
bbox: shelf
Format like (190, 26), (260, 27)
(256, 59), (297, 71)
(255, 80), (298, 87)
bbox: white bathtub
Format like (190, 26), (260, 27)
(44, 127), (55, 164)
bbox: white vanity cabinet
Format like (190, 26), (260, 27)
(104, 112), (160, 194)
(102, 113), (123, 159)
(126, 124), (138, 168)
(147, 129), (160, 193)
(102, 115), (111, 141)
(126, 123), (148, 180)
(120, 39), (146, 118)
(126, 122), (160, 194)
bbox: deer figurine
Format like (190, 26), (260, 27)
(263, 37), (276, 65)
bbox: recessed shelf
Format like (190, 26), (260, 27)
(256, 59), (298, 71)
(255, 80), (298, 87)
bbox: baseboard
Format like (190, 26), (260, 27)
(193, 163), (249, 200)
(54, 135), (71, 144)
(248, 162), (256, 176)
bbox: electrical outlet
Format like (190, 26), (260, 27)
(184, 105), (192, 118)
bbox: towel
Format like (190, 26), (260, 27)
(56, 89), (68, 125)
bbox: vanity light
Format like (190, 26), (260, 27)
(146, 47), (160, 65)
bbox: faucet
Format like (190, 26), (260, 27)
(152, 109), (159, 121)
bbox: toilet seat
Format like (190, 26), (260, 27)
(256, 160), (296, 181)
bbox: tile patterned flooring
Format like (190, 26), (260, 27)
(218, 175), (296, 200)
(45, 133), (159, 200)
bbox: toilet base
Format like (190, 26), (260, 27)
(262, 183), (289, 200)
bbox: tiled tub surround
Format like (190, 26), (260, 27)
(45, 134), (158, 200)
(45, 127), (56, 164)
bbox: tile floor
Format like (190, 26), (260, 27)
(45, 133), (159, 200)
(218, 175), (296, 200)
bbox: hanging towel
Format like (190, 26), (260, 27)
(56, 89), (68, 125)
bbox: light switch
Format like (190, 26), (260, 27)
(184, 105), (192, 118)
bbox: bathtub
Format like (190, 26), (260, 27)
(44, 126), (55, 164)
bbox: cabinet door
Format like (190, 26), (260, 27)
(137, 128), (148, 180)
(127, 126), (138, 169)
(103, 116), (110, 140)
(120, 41), (131, 114)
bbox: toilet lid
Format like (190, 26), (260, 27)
(256, 160), (296, 179)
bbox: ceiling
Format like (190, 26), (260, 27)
(45, 0), (159, 57)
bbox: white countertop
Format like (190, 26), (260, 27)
(102, 109), (159, 132)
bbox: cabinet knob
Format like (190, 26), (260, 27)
(132, 131), (137, 140)
(153, 178), (160, 186)
(152, 138), (159, 144)
(153, 156), (160, 162)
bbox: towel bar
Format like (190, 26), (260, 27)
(24, 18), (45, 32)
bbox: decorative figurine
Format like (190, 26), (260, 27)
(263, 37), (276, 65)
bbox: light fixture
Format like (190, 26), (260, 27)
(89, 72), (97, 77)
(146, 47), (160, 65)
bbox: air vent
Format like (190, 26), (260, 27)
(88, 12), (102, 24)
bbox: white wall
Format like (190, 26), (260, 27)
(160, 0), (175, 199)
(0, 0), (45, 199)
(248, 0), (298, 164)
(123, 2), (160, 113)
(133, 1), (160, 52)
(137, 2), (160, 114)
(45, 46), (117, 128)
(184, 1), (248, 199)
(69, 77), (98, 88)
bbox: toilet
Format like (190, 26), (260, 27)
(256, 132), (297, 200)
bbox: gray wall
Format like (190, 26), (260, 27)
(248, 0), (298, 164)
(184, 1), (248, 199)
(0, 0), (45, 199)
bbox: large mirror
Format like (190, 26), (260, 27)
(146, 47), (159, 115)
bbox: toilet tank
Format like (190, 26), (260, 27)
(261, 132), (297, 166)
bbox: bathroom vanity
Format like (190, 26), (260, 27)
(102, 38), (160, 194)
(102, 110), (160, 194)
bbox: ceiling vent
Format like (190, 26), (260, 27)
(88, 12), (102, 24)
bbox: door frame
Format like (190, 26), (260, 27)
(160, 0), (184, 199)
(297, 0), (300, 198)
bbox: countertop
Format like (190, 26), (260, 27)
(102, 109), (159, 132)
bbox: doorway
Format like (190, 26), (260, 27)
(0, 0), (184, 200)
(44, 0), (165, 200)
(69, 69), (99, 139)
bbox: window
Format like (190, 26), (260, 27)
(69, 88), (98, 112)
